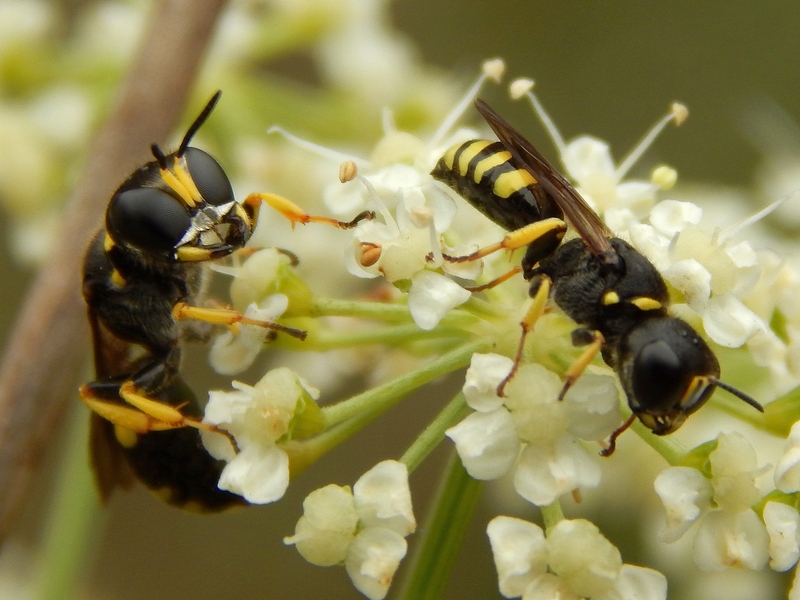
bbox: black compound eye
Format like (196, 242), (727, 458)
(183, 147), (234, 206)
(107, 187), (191, 253)
(632, 340), (687, 414)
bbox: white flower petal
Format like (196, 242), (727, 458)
(462, 353), (514, 412)
(345, 528), (407, 600)
(693, 509), (769, 571)
(775, 422), (800, 493)
(594, 565), (668, 600)
(654, 467), (713, 543)
(408, 270), (470, 330)
(486, 516), (547, 598)
(710, 432), (762, 513)
(353, 460), (415, 536)
(284, 514), (355, 567)
(563, 137), (615, 182)
(563, 371), (622, 441)
(546, 519), (622, 598)
(217, 444), (290, 504)
(703, 293), (763, 348)
(446, 408), (520, 480)
(649, 200), (702, 237)
(523, 573), (579, 600)
(764, 502), (800, 572)
(513, 438), (600, 507)
(662, 259), (712, 313)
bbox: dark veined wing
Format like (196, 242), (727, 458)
(86, 306), (135, 500)
(474, 98), (615, 257)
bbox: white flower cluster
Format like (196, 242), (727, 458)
(201, 367), (321, 504)
(284, 460), (415, 600)
(446, 353), (621, 506)
(487, 515), (667, 600)
(652, 426), (800, 597)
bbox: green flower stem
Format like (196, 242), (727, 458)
(396, 451), (483, 600)
(34, 404), (103, 600)
(308, 296), (482, 328)
(321, 339), (488, 427)
(288, 340), (488, 471)
(308, 323), (469, 352)
(629, 418), (688, 466)
(399, 392), (470, 474)
(541, 501), (566, 533)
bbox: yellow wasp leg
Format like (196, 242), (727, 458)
(557, 330), (605, 401)
(497, 275), (552, 397)
(440, 218), (567, 263)
(250, 192), (374, 230)
(172, 302), (307, 340)
(465, 266), (522, 293)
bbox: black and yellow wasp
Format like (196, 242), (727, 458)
(432, 99), (763, 453)
(79, 92), (367, 509)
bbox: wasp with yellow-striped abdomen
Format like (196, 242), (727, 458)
(431, 99), (763, 454)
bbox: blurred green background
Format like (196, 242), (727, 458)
(2, 1), (800, 599)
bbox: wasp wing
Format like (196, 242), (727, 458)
(86, 306), (135, 501)
(475, 98), (614, 257)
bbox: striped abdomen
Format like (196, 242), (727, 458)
(431, 140), (563, 232)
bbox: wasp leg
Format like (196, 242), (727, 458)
(600, 414), (636, 457)
(172, 302), (307, 340)
(436, 218), (566, 264)
(80, 382), (236, 452)
(250, 192), (375, 230)
(556, 329), (605, 401)
(464, 266), (522, 293)
(497, 275), (552, 397)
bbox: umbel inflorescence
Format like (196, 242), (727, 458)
(192, 60), (800, 599)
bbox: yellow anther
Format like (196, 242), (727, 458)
(671, 103), (689, 126)
(339, 160), (358, 183)
(360, 242), (382, 267)
(509, 78), (534, 100)
(651, 165), (677, 190)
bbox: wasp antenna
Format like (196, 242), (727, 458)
(150, 143), (168, 169)
(178, 90), (222, 156)
(713, 379), (764, 412)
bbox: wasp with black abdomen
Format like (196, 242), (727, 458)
(431, 98), (763, 454)
(80, 91), (370, 509)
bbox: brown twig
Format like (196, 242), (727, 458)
(0, 0), (229, 543)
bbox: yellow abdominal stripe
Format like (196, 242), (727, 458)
(492, 169), (536, 199)
(454, 140), (492, 175)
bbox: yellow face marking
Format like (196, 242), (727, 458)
(173, 159), (203, 204)
(455, 140), (493, 176)
(602, 291), (620, 305)
(176, 246), (212, 262)
(492, 169), (537, 199)
(472, 150), (511, 184)
(111, 269), (126, 288)
(159, 167), (197, 208)
(114, 424), (139, 448)
(103, 233), (115, 253)
(630, 297), (663, 311)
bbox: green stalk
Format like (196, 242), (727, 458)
(286, 340), (489, 472)
(310, 323), (468, 351)
(399, 392), (470, 474)
(321, 340), (487, 428)
(396, 452), (483, 600)
(541, 501), (565, 533)
(309, 297), (482, 328)
(34, 404), (104, 600)
(629, 418), (687, 466)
